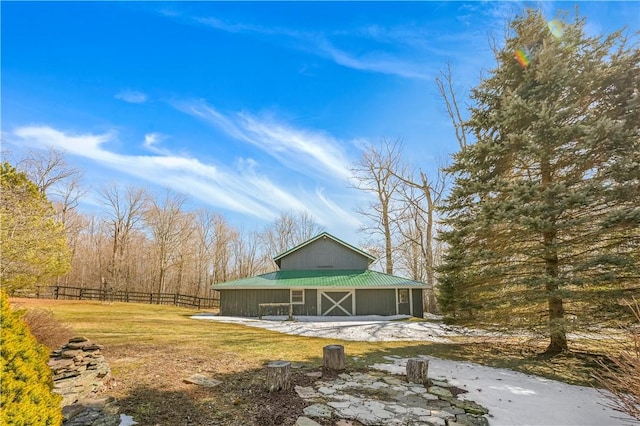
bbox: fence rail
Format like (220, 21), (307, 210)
(24, 286), (219, 309)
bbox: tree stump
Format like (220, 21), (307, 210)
(265, 361), (291, 392)
(406, 358), (429, 385)
(323, 345), (345, 371)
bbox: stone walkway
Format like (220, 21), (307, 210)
(295, 370), (489, 426)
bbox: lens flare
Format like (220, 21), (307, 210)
(514, 48), (531, 68)
(547, 19), (565, 39)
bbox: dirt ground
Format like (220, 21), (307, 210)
(102, 343), (349, 426)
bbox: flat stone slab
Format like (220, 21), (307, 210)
(328, 401), (351, 409)
(428, 386), (453, 398)
(295, 386), (320, 399)
(303, 403), (333, 419)
(296, 416), (322, 426)
(62, 349), (83, 359)
(49, 358), (75, 370)
(448, 398), (489, 415)
(453, 413), (490, 426)
(420, 416), (446, 426)
(408, 407), (431, 416)
(335, 420), (358, 426)
(383, 376), (403, 386)
(183, 374), (222, 388)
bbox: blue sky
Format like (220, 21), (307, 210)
(2, 1), (638, 244)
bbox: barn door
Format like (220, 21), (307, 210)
(397, 289), (412, 315)
(319, 291), (354, 316)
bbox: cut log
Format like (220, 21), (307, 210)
(406, 358), (429, 385)
(266, 361), (291, 392)
(322, 344), (345, 371)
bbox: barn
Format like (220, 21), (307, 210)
(214, 232), (426, 318)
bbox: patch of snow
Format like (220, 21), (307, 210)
(191, 315), (496, 342)
(372, 356), (634, 426)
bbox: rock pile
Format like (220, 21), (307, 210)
(48, 337), (111, 407)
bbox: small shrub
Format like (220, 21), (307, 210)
(0, 290), (63, 426)
(22, 308), (73, 350)
(594, 298), (640, 422)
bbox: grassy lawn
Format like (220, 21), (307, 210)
(11, 298), (624, 425)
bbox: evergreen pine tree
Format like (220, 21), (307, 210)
(439, 9), (640, 354)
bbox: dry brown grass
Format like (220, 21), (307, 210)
(19, 306), (74, 350)
(593, 298), (640, 422)
(10, 297), (632, 425)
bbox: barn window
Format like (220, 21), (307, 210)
(291, 289), (305, 305)
(398, 289), (409, 303)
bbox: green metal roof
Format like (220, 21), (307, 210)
(213, 269), (427, 289)
(273, 232), (376, 267)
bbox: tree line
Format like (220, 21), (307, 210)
(3, 143), (443, 306)
(2, 150), (328, 298)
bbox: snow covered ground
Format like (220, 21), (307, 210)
(374, 356), (634, 426)
(192, 314), (635, 425)
(191, 314), (499, 343)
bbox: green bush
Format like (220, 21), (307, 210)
(0, 290), (63, 426)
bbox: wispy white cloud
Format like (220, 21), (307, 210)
(238, 112), (352, 180)
(173, 13), (433, 80)
(316, 187), (362, 229)
(173, 100), (353, 181)
(115, 90), (148, 104)
(314, 39), (431, 80)
(9, 126), (359, 232)
(143, 132), (170, 155)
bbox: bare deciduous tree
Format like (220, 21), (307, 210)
(351, 138), (404, 274)
(99, 184), (147, 291)
(145, 190), (191, 294)
(435, 63), (469, 151)
(232, 228), (263, 279)
(17, 147), (82, 196)
(261, 210), (324, 269)
(393, 169), (446, 281)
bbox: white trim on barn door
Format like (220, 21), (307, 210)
(409, 288), (413, 316)
(317, 290), (355, 316)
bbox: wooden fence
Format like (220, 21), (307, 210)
(28, 286), (219, 310)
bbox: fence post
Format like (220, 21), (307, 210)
(79, 287), (84, 300)
(197, 297), (201, 310)
(54, 286), (59, 300)
(174, 293), (178, 306)
(149, 293), (153, 304)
